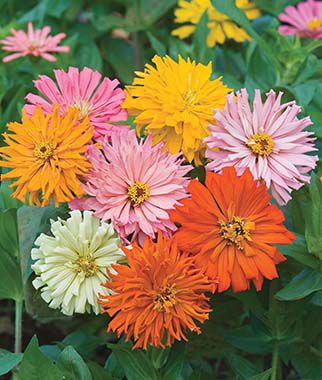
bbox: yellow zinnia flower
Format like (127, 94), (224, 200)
(172, 0), (261, 47)
(0, 105), (93, 207)
(123, 55), (231, 164)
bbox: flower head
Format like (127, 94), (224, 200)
(172, 0), (261, 47)
(205, 89), (318, 205)
(25, 66), (129, 142)
(123, 55), (230, 164)
(0, 105), (92, 207)
(99, 232), (214, 349)
(70, 130), (191, 244)
(31, 210), (125, 316)
(171, 168), (296, 293)
(0, 22), (69, 62)
(278, 0), (322, 39)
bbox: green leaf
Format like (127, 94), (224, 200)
(147, 32), (166, 56)
(61, 331), (104, 359)
(76, 42), (103, 72)
(107, 342), (158, 380)
(88, 362), (113, 380)
(104, 352), (125, 379)
(0, 349), (23, 376)
(57, 346), (93, 380)
(192, 11), (213, 64)
(226, 353), (259, 379)
(19, 336), (62, 380)
(161, 342), (186, 380)
(310, 290), (322, 307)
(248, 368), (272, 380)
(212, 0), (280, 70)
(148, 346), (170, 370)
(0, 209), (23, 301)
(275, 268), (322, 301)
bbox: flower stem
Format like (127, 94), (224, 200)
(14, 300), (23, 354)
(271, 339), (279, 380)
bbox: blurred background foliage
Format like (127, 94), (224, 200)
(0, 0), (321, 379)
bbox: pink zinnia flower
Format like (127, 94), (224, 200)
(205, 89), (318, 205)
(70, 130), (192, 243)
(278, 0), (322, 39)
(25, 66), (129, 141)
(0, 22), (69, 62)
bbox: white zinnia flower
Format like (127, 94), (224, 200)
(31, 210), (125, 316)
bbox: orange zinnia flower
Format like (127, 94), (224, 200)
(171, 167), (296, 293)
(0, 105), (92, 207)
(99, 233), (214, 349)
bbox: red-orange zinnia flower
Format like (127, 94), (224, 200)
(99, 233), (214, 349)
(171, 167), (296, 293)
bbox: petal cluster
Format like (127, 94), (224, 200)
(100, 232), (214, 349)
(172, 0), (261, 47)
(278, 0), (322, 39)
(70, 130), (192, 243)
(171, 168), (296, 293)
(32, 210), (125, 316)
(0, 22), (69, 62)
(123, 55), (231, 164)
(205, 89), (318, 205)
(0, 105), (92, 207)
(25, 66), (129, 141)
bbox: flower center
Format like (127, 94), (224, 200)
(246, 132), (274, 157)
(74, 257), (98, 278)
(34, 142), (54, 160)
(153, 284), (177, 312)
(128, 181), (149, 205)
(308, 18), (322, 30)
(73, 99), (92, 120)
(218, 216), (254, 250)
(183, 89), (197, 106)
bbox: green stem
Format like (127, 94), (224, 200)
(14, 300), (23, 354)
(271, 340), (279, 380)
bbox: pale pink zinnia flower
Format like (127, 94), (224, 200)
(24, 66), (129, 141)
(278, 0), (322, 39)
(0, 22), (69, 62)
(205, 89), (318, 205)
(70, 130), (192, 243)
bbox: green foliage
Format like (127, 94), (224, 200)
(0, 0), (321, 379)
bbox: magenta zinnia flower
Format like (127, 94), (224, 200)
(25, 66), (129, 141)
(278, 0), (322, 39)
(70, 130), (192, 243)
(205, 89), (318, 205)
(0, 22), (69, 62)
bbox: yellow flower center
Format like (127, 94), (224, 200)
(153, 284), (177, 312)
(308, 18), (322, 30)
(74, 257), (98, 278)
(128, 181), (149, 205)
(34, 142), (54, 160)
(218, 216), (254, 250)
(73, 99), (92, 120)
(183, 89), (197, 106)
(246, 132), (274, 157)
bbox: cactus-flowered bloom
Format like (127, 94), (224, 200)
(123, 55), (230, 164)
(172, 0), (261, 47)
(25, 66), (129, 142)
(100, 232), (214, 349)
(0, 22), (69, 62)
(171, 168), (296, 293)
(32, 211), (125, 316)
(205, 89), (318, 205)
(0, 106), (92, 207)
(70, 130), (192, 244)
(278, 0), (322, 39)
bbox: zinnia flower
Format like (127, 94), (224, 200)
(172, 0), (261, 47)
(278, 0), (322, 39)
(171, 167), (296, 293)
(0, 105), (92, 207)
(99, 232), (214, 349)
(123, 55), (230, 164)
(205, 89), (318, 205)
(32, 210), (125, 316)
(70, 130), (191, 243)
(0, 22), (69, 62)
(25, 66), (129, 142)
